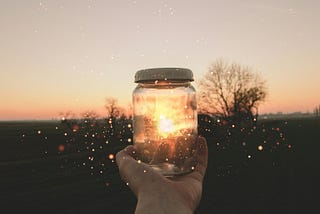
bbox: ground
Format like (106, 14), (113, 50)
(0, 118), (319, 213)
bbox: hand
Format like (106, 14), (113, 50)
(116, 137), (208, 214)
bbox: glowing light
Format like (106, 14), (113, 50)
(159, 114), (174, 134)
(58, 144), (65, 152)
(72, 125), (79, 132)
(258, 145), (263, 151)
(37, 130), (41, 134)
(108, 154), (114, 160)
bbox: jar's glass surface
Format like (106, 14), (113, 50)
(132, 81), (198, 176)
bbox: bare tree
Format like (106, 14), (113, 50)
(314, 105), (320, 117)
(198, 59), (267, 122)
(105, 97), (124, 119)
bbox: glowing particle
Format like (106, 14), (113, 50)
(288, 144), (292, 149)
(105, 182), (110, 187)
(258, 145), (263, 151)
(22, 134), (26, 138)
(105, 140), (109, 144)
(92, 148), (95, 152)
(217, 119), (220, 123)
(127, 124), (132, 128)
(58, 144), (65, 152)
(72, 125), (79, 132)
(231, 124), (235, 128)
(191, 166), (195, 170)
(137, 160), (141, 163)
(108, 154), (114, 160)
(143, 169), (147, 173)
(127, 138), (132, 143)
(55, 126), (58, 130)
(248, 155), (252, 159)
(64, 132), (68, 136)
(37, 130), (41, 134)
(126, 182), (129, 186)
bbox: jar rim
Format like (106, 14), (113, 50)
(134, 67), (194, 83)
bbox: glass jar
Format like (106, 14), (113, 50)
(132, 68), (198, 176)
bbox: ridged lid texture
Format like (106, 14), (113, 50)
(134, 67), (194, 83)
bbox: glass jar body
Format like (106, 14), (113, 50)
(132, 81), (197, 176)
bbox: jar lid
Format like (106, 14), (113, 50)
(134, 67), (194, 83)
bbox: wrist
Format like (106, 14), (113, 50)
(135, 190), (193, 214)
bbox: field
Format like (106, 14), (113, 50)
(0, 117), (319, 213)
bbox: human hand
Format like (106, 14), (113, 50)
(116, 137), (208, 214)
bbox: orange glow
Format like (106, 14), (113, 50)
(58, 144), (65, 152)
(108, 154), (114, 160)
(152, 95), (195, 139)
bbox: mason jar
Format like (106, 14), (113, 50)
(132, 67), (198, 176)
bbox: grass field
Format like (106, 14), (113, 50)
(0, 118), (319, 213)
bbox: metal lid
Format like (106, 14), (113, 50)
(134, 67), (194, 83)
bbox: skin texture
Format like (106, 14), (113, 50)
(116, 137), (208, 214)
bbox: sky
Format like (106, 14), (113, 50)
(0, 0), (319, 120)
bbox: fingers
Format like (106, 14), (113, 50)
(115, 145), (137, 166)
(195, 137), (208, 178)
(184, 137), (208, 182)
(116, 146), (156, 196)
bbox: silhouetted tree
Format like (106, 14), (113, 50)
(314, 105), (320, 117)
(198, 59), (267, 123)
(105, 97), (125, 119)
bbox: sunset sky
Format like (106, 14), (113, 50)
(1, 0), (319, 120)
